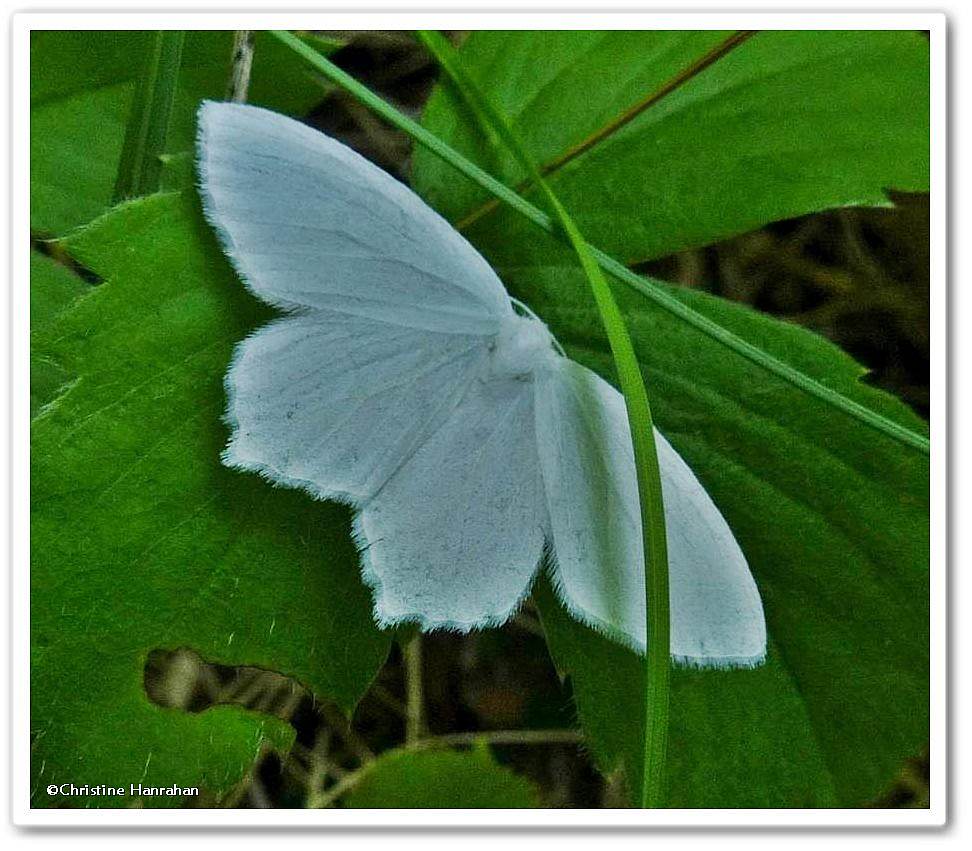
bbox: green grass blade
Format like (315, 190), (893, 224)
(113, 30), (185, 201)
(266, 30), (928, 457)
(416, 29), (671, 808)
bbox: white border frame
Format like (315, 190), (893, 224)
(9, 9), (947, 829)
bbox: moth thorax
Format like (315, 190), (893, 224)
(487, 313), (557, 380)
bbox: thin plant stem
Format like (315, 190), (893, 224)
(368, 683), (407, 717)
(226, 30), (255, 103)
(266, 29), (929, 456)
(402, 634), (425, 747)
(313, 770), (364, 809)
(112, 30), (185, 202)
(319, 702), (374, 763)
(421, 729), (582, 748)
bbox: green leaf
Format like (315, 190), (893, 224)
(31, 192), (392, 807)
(30, 30), (340, 236)
(415, 30), (930, 261)
(522, 258), (928, 807)
(30, 250), (89, 417)
(345, 747), (541, 808)
(536, 580), (838, 807)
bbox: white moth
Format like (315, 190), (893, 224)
(197, 101), (766, 668)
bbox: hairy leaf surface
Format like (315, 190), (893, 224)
(30, 250), (89, 416)
(416, 30), (930, 262)
(31, 193), (391, 807)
